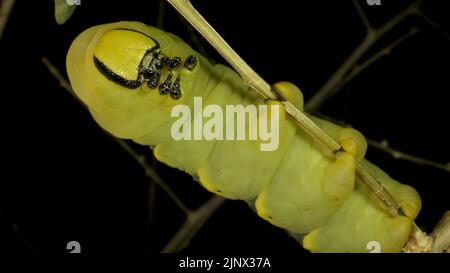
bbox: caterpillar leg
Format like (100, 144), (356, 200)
(255, 83), (367, 234)
(303, 159), (421, 253)
(321, 127), (367, 201)
(321, 151), (355, 202)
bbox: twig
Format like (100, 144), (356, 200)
(305, 0), (422, 112)
(114, 138), (191, 214)
(144, 155), (159, 254)
(41, 57), (190, 215)
(0, 0), (15, 39)
(156, 0), (166, 29)
(417, 11), (450, 42)
(367, 139), (450, 173)
(161, 195), (226, 253)
(0, 211), (37, 253)
(315, 112), (450, 173)
(352, 0), (373, 32)
(342, 27), (419, 88)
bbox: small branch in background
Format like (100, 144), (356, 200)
(156, 0), (166, 29)
(367, 139), (450, 173)
(0, 0), (15, 39)
(341, 27), (419, 88)
(417, 12), (450, 42)
(161, 195), (226, 253)
(315, 112), (450, 173)
(0, 211), (37, 253)
(352, 0), (373, 33)
(145, 156), (158, 254)
(305, 0), (422, 112)
(114, 138), (191, 215)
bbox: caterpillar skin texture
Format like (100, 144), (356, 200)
(66, 21), (421, 253)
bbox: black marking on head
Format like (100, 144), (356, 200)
(170, 75), (181, 99)
(93, 28), (184, 100)
(159, 71), (173, 95)
(93, 57), (142, 89)
(169, 57), (182, 70)
(184, 55), (198, 70)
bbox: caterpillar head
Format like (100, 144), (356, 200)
(92, 28), (198, 100)
(67, 22), (200, 139)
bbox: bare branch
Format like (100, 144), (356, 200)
(0, 0), (15, 39)
(114, 138), (191, 214)
(305, 0), (421, 112)
(417, 11), (450, 42)
(156, 0), (166, 29)
(352, 0), (373, 32)
(367, 139), (450, 173)
(41, 57), (191, 215)
(315, 112), (450, 173)
(340, 27), (419, 90)
(161, 195), (226, 253)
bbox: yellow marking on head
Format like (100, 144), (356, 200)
(93, 29), (158, 81)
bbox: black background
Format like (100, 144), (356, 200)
(0, 0), (449, 256)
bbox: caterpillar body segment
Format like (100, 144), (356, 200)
(66, 21), (421, 252)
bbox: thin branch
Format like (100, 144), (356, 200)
(340, 27), (419, 90)
(315, 112), (450, 173)
(41, 57), (190, 215)
(0, 0), (15, 39)
(367, 139), (450, 173)
(161, 195), (226, 253)
(114, 138), (191, 214)
(156, 0), (166, 29)
(352, 0), (373, 32)
(305, 0), (422, 112)
(145, 174), (157, 254)
(417, 11), (450, 42)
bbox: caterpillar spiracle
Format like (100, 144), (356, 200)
(66, 21), (422, 253)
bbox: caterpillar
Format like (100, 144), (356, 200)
(66, 21), (422, 253)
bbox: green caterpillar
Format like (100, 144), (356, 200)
(66, 21), (421, 252)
